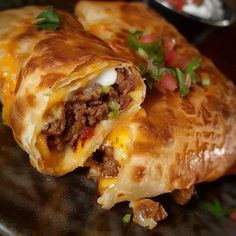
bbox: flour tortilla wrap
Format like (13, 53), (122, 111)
(76, 1), (236, 209)
(0, 6), (145, 176)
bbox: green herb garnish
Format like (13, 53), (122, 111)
(127, 30), (162, 57)
(102, 86), (111, 94)
(151, 50), (165, 66)
(108, 101), (120, 119)
(202, 199), (233, 217)
(202, 78), (210, 86)
(176, 68), (189, 97)
(108, 101), (120, 111)
(201, 73), (211, 86)
(127, 29), (203, 97)
(108, 111), (118, 119)
(150, 66), (160, 81)
(122, 214), (132, 223)
(184, 56), (201, 84)
(35, 5), (61, 30)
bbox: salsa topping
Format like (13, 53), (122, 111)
(128, 29), (208, 96)
(35, 5), (61, 30)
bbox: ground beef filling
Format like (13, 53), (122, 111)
(132, 199), (168, 229)
(87, 146), (120, 181)
(42, 68), (137, 151)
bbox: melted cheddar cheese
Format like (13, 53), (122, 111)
(99, 177), (117, 195)
(107, 125), (132, 164)
(0, 43), (19, 122)
(0, 43), (18, 90)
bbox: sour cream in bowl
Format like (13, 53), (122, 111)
(150, 0), (235, 26)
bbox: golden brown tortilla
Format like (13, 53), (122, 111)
(76, 1), (236, 209)
(0, 6), (145, 176)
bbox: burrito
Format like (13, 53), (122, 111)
(0, 6), (145, 176)
(76, 1), (236, 227)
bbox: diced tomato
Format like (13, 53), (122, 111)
(163, 37), (176, 51)
(173, 55), (191, 70)
(185, 74), (192, 88)
(230, 211), (236, 221)
(166, 0), (187, 10)
(139, 33), (159, 43)
(160, 73), (177, 91)
(79, 127), (94, 142)
(165, 50), (176, 66)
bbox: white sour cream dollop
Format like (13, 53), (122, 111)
(183, 0), (223, 20)
(95, 68), (117, 86)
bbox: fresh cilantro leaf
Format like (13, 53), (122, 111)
(108, 111), (118, 119)
(150, 67), (176, 83)
(184, 56), (201, 84)
(185, 56), (201, 72)
(108, 101), (120, 111)
(108, 101), (120, 119)
(151, 50), (165, 66)
(122, 214), (132, 223)
(127, 31), (161, 57)
(137, 48), (149, 59)
(176, 68), (189, 97)
(202, 78), (210, 86)
(101, 86), (111, 94)
(202, 199), (233, 217)
(159, 67), (176, 77)
(35, 5), (61, 30)
(201, 73), (211, 86)
(127, 30), (143, 51)
(150, 66), (160, 81)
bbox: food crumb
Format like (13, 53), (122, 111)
(122, 214), (132, 223)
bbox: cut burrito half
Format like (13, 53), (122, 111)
(76, 1), (236, 228)
(0, 6), (145, 176)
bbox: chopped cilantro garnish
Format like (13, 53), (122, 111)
(108, 101), (120, 111)
(150, 66), (160, 81)
(127, 30), (162, 57)
(159, 67), (176, 77)
(108, 111), (118, 119)
(128, 27), (138, 34)
(108, 101), (120, 119)
(202, 79), (210, 86)
(35, 6), (61, 30)
(122, 214), (132, 223)
(201, 73), (211, 86)
(137, 48), (149, 59)
(151, 50), (165, 66)
(176, 68), (189, 97)
(184, 56), (201, 84)
(127, 28), (203, 96)
(202, 199), (234, 217)
(102, 86), (111, 94)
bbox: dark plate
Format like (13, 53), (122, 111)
(0, 1), (236, 236)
